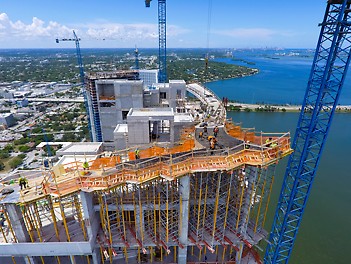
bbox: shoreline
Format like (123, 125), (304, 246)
(226, 102), (351, 113)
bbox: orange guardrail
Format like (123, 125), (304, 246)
(42, 134), (292, 197)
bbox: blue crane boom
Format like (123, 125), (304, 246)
(56, 30), (93, 141)
(264, 0), (351, 263)
(145, 0), (167, 83)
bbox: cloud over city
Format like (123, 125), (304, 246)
(0, 13), (189, 47)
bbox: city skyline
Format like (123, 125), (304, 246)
(0, 0), (325, 49)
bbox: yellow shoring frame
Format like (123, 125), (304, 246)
(73, 194), (87, 241)
(245, 171), (258, 226)
(158, 190), (163, 262)
(23, 205), (45, 264)
(200, 175), (209, 259)
(138, 188), (144, 244)
(47, 196), (60, 240)
(195, 174), (203, 241)
(132, 192), (140, 263)
(21, 206), (35, 242)
(222, 172), (233, 238)
(104, 192), (113, 263)
(262, 175), (274, 228)
(193, 176), (198, 218)
(119, 193), (129, 262)
(211, 172), (221, 248)
(0, 222), (17, 264)
(33, 202), (42, 229)
(166, 181), (169, 246)
(235, 184), (245, 230)
(254, 178), (266, 233)
(222, 246), (226, 262)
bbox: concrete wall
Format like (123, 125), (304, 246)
(127, 120), (149, 144)
(169, 80), (186, 109)
(95, 80), (143, 144)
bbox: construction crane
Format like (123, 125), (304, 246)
(145, 0), (167, 83)
(56, 30), (93, 141)
(265, 1), (351, 263)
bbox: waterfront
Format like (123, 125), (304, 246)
(207, 49), (351, 105)
(214, 50), (351, 263)
(227, 111), (351, 264)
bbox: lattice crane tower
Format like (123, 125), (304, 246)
(265, 0), (351, 263)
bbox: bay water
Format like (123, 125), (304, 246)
(207, 49), (351, 105)
(208, 50), (351, 263)
(227, 111), (351, 264)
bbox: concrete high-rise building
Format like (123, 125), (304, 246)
(86, 71), (189, 150)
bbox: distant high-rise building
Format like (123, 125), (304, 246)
(138, 69), (159, 87)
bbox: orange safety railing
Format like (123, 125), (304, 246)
(42, 132), (292, 197)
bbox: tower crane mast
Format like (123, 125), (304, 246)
(56, 30), (93, 141)
(145, 0), (167, 83)
(265, 0), (351, 263)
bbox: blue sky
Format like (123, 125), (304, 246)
(0, 0), (326, 49)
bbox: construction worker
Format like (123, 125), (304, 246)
(213, 126), (219, 137)
(203, 125), (208, 134)
(208, 135), (215, 142)
(210, 138), (216, 150)
(245, 140), (251, 149)
(199, 131), (204, 140)
(19, 176), (27, 190)
(265, 137), (273, 147)
(135, 148), (140, 160)
(83, 161), (89, 170)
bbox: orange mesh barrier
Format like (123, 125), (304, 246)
(128, 139), (195, 160)
(244, 132), (255, 142)
(90, 156), (121, 169)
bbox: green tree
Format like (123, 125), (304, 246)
(0, 151), (10, 159)
(18, 145), (31, 153)
(9, 156), (23, 169)
(0, 162), (5, 171)
(4, 144), (14, 152)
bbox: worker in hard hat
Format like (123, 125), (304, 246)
(265, 137), (273, 147)
(199, 131), (204, 140)
(83, 161), (89, 170)
(208, 135), (215, 142)
(135, 148), (140, 160)
(19, 176), (27, 190)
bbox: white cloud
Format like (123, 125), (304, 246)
(0, 13), (189, 47)
(0, 13), (72, 39)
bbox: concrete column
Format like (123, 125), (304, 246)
(81, 191), (100, 264)
(6, 203), (30, 242)
(170, 120), (175, 143)
(7, 204), (38, 264)
(80, 191), (99, 242)
(178, 175), (190, 264)
(92, 248), (101, 264)
(135, 206), (145, 242)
